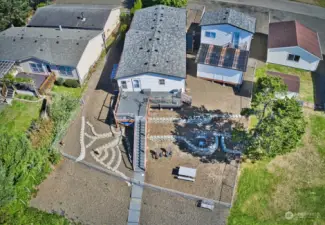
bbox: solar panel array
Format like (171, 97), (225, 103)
(196, 44), (249, 72)
(0, 60), (15, 78)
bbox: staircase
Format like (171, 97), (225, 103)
(133, 116), (146, 171)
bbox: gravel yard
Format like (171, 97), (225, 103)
(146, 140), (238, 203)
(30, 159), (131, 225)
(140, 187), (230, 225)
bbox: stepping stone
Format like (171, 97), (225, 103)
(131, 185), (143, 199)
(129, 198), (141, 211)
(128, 209), (140, 223)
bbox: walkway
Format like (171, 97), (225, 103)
(127, 116), (146, 225)
(190, 0), (325, 19)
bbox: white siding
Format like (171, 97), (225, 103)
(76, 33), (104, 82)
(103, 8), (120, 38)
(200, 24), (253, 50)
(117, 73), (185, 92)
(197, 64), (243, 85)
(18, 58), (79, 79)
(267, 46), (320, 71)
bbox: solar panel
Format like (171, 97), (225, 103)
(0, 60), (15, 78)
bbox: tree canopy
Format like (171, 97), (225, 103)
(142, 0), (187, 8)
(241, 76), (306, 158)
(0, 0), (31, 31)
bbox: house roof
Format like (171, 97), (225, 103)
(0, 60), (15, 78)
(28, 4), (116, 30)
(200, 8), (256, 33)
(115, 5), (186, 80)
(268, 21), (322, 59)
(267, 71), (300, 93)
(0, 27), (101, 67)
(196, 44), (250, 72)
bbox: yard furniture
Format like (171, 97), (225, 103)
(176, 166), (197, 182)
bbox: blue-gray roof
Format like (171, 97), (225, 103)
(200, 8), (256, 33)
(0, 27), (101, 66)
(28, 4), (117, 30)
(115, 5), (186, 79)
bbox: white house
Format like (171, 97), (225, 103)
(28, 4), (120, 40)
(0, 27), (104, 83)
(267, 21), (322, 71)
(115, 5), (186, 92)
(196, 8), (256, 86)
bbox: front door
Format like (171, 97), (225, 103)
(132, 79), (141, 91)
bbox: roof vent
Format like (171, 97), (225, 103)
(147, 49), (150, 52)
(149, 38), (152, 41)
(34, 40), (37, 43)
(40, 49), (43, 51)
(160, 19), (163, 22)
(76, 42), (79, 45)
(57, 36), (60, 38)
(161, 14), (163, 16)
(153, 19), (156, 22)
(166, 60), (169, 63)
(157, 30), (161, 33)
(20, 37), (23, 39)
(223, 17), (227, 20)
(154, 13), (157, 15)
(144, 62), (148, 65)
(40, 34), (43, 37)
(139, 47), (143, 50)
(56, 41), (59, 44)
(13, 39), (16, 42)
(154, 49), (158, 52)
(156, 38), (160, 40)
(151, 27), (154, 29)
(152, 64), (156, 67)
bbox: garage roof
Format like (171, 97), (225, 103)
(267, 71), (300, 93)
(268, 21), (322, 59)
(28, 4), (116, 30)
(200, 8), (256, 33)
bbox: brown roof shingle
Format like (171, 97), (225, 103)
(267, 71), (300, 93)
(268, 20), (322, 59)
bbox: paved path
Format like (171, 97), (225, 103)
(191, 0), (325, 19)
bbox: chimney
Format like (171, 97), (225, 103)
(59, 25), (62, 31)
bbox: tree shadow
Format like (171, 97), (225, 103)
(170, 105), (246, 163)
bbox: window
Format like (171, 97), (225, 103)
(287, 54), (300, 62)
(121, 81), (127, 89)
(159, 79), (165, 85)
(205, 31), (216, 38)
(133, 79), (140, 88)
(58, 66), (73, 76)
(30, 63), (44, 73)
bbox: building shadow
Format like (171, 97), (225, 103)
(250, 33), (268, 63)
(186, 54), (198, 78)
(312, 56), (325, 107)
(95, 37), (124, 94)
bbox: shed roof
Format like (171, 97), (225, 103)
(115, 5), (186, 79)
(196, 44), (250, 72)
(28, 4), (116, 30)
(267, 71), (300, 93)
(200, 8), (256, 33)
(268, 21), (322, 59)
(0, 27), (101, 67)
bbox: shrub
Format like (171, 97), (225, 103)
(54, 78), (64, 86)
(120, 24), (128, 39)
(63, 79), (80, 88)
(36, 2), (47, 8)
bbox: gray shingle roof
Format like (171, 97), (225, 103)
(28, 4), (116, 30)
(115, 5), (186, 79)
(200, 8), (256, 33)
(0, 27), (101, 66)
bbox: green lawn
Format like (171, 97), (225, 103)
(228, 112), (325, 225)
(0, 101), (41, 135)
(52, 85), (83, 98)
(255, 63), (314, 103)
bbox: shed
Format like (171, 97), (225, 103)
(178, 166), (197, 178)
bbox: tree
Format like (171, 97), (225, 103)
(0, 165), (15, 208)
(142, 0), (187, 7)
(241, 76), (306, 158)
(0, 0), (31, 31)
(131, 0), (142, 16)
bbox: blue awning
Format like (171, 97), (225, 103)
(110, 64), (118, 79)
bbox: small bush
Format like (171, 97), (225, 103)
(36, 2), (47, 8)
(55, 78), (64, 86)
(63, 79), (80, 88)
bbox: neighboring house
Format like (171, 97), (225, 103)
(115, 5), (186, 92)
(196, 8), (256, 86)
(267, 21), (322, 71)
(28, 4), (120, 39)
(267, 71), (300, 99)
(0, 27), (104, 83)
